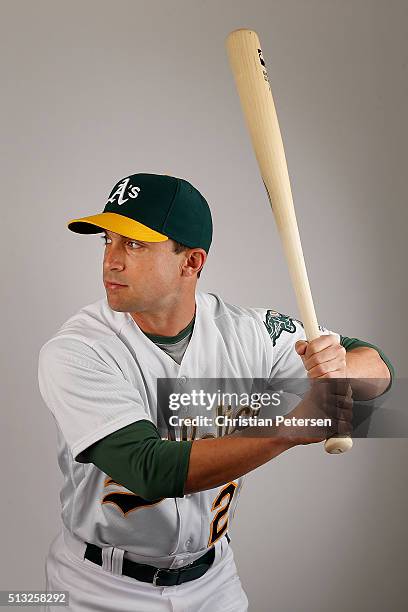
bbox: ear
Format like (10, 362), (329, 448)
(181, 248), (207, 277)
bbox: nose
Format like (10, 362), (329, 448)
(103, 242), (125, 271)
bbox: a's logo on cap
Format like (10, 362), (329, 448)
(107, 177), (141, 206)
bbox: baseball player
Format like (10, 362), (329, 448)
(38, 173), (394, 612)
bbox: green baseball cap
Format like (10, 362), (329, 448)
(67, 173), (213, 253)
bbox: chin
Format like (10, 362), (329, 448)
(106, 294), (144, 314)
(106, 295), (128, 312)
(109, 304), (128, 312)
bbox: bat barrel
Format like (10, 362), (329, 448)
(226, 28), (353, 454)
(226, 29), (320, 341)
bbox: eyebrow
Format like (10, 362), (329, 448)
(102, 231), (148, 245)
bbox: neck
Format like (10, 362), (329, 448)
(130, 293), (196, 337)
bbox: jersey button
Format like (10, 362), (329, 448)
(185, 538), (193, 549)
(179, 375), (188, 384)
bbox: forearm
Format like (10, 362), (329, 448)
(184, 373), (357, 494)
(346, 347), (391, 400)
(84, 419), (296, 500)
(184, 434), (294, 494)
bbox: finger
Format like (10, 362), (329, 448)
(308, 361), (344, 378)
(304, 346), (345, 371)
(327, 395), (353, 436)
(304, 334), (339, 358)
(335, 420), (353, 436)
(310, 377), (351, 399)
(295, 341), (308, 356)
(323, 377), (351, 395)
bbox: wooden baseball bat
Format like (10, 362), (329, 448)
(226, 28), (353, 454)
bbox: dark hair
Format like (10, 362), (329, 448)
(173, 241), (202, 278)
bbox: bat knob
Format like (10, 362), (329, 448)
(324, 436), (353, 454)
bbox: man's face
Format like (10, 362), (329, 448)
(102, 230), (189, 313)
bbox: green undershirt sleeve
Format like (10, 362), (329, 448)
(340, 335), (395, 393)
(80, 419), (193, 501)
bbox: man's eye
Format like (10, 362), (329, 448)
(126, 240), (142, 249)
(98, 236), (141, 249)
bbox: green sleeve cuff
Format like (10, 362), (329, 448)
(340, 335), (395, 394)
(81, 419), (193, 500)
(174, 438), (193, 497)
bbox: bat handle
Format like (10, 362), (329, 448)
(306, 325), (353, 454)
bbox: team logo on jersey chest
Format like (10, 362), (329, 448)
(264, 309), (296, 346)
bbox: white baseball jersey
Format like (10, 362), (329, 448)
(38, 291), (338, 562)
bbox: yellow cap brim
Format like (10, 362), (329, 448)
(67, 212), (169, 242)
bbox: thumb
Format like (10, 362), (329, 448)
(295, 340), (308, 356)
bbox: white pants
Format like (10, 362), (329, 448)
(43, 530), (248, 612)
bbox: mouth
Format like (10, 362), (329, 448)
(105, 281), (128, 290)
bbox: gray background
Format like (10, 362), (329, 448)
(1, 0), (407, 610)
